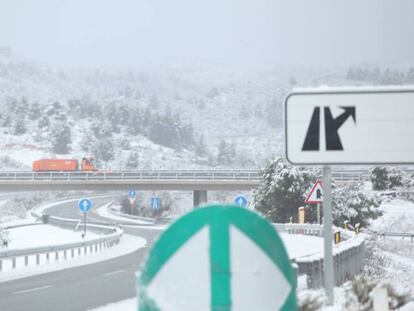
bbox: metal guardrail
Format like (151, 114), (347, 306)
(274, 223), (365, 289)
(373, 231), (414, 242)
(0, 169), (368, 182)
(0, 197), (123, 272)
(0, 223), (122, 271)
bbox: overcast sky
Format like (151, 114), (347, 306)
(1, 0), (414, 68)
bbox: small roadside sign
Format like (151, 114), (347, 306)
(128, 190), (137, 205)
(234, 195), (248, 208)
(305, 180), (323, 204)
(78, 198), (92, 238)
(151, 196), (160, 210)
(128, 190), (137, 198)
(78, 198), (92, 213)
(138, 204), (297, 311)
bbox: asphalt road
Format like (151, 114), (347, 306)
(0, 196), (163, 311)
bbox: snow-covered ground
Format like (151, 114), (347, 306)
(363, 198), (414, 299)
(96, 202), (154, 225)
(5, 224), (101, 250)
(90, 198), (414, 311)
(370, 198), (414, 233)
(0, 233), (146, 283)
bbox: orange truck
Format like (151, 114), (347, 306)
(32, 157), (97, 172)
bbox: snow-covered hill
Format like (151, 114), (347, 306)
(0, 49), (353, 170)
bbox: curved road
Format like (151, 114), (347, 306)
(0, 197), (163, 311)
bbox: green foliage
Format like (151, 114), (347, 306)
(332, 182), (381, 227)
(92, 138), (115, 162)
(216, 140), (236, 166)
(297, 292), (323, 311)
(253, 158), (382, 226)
(370, 167), (404, 190)
(13, 118), (26, 135)
(346, 276), (410, 310)
(252, 157), (318, 223)
(50, 122), (71, 154)
(126, 151), (139, 169)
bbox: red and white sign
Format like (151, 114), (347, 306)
(305, 180), (323, 204)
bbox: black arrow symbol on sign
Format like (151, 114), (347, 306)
(325, 106), (356, 151)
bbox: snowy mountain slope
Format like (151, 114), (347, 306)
(0, 49), (355, 170)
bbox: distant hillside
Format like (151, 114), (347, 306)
(0, 49), (355, 170)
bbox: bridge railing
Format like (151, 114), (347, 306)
(0, 169), (368, 182)
(0, 170), (261, 182)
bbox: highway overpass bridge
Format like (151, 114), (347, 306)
(0, 169), (368, 206)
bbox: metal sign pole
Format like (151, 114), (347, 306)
(317, 203), (321, 225)
(84, 213), (87, 238)
(322, 166), (334, 305)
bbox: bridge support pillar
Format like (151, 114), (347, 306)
(193, 190), (207, 208)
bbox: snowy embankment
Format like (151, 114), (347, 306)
(95, 202), (154, 225)
(364, 198), (414, 298)
(0, 197), (147, 283)
(6, 224), (101, 250)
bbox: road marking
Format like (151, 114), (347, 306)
(12, 285), (53, 295)
(104, 269), (126, 277)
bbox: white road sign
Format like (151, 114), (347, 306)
(285, 87), (414, 164)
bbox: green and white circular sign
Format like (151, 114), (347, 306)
(138, 204), (297, 311)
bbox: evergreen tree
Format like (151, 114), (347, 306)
(370, 167), (404, 190)
(91, 120), (112, 139)
(1, 113), (11, 127)
(50, 122), (71, 154)
(104, 103), (120, 133)
(92, 138), (114, 162)
(216, 140), (236, 166)
(46, 101), (64, 116)
(126, 151), (139, 169)
(252, 157), (318, 223)
(332, 182), (381, 227)
(38, 115), (50, 129)
(13, 118), (26, 135)
(195, 134), (208, 156)
(28, 102), (42, 120)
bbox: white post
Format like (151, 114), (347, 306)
(322, 166), (334, 305)
(370, 285), (389, 311)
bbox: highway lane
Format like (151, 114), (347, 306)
(0, 196), (164, 311)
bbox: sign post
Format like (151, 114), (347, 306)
(78, 198), (92, 238)
(322, 166), (334, 304)
(128, 190), (137, 214)
(138, 204), (297, 310)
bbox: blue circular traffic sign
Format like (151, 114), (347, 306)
(128, 190), (137, 198)
(234, 195), (248, 208)
(79, 198), (93, 213)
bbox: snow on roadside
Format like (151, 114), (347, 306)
(5, 224), (100, 250)
(364, 198), (414, 300)
(370, 198), (414, 233)
(95, 202), (154, 225)
(89, 298), (137, 311)
(0, 234), (146, 283)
